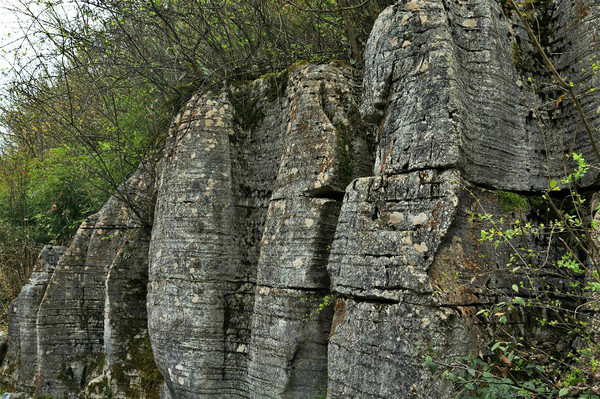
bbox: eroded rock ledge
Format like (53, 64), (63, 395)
(2, 0), (599, 398)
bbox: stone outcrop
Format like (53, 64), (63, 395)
(324, 0), (600, 396)
(3, 0), (600, 398)
(3, 168), (158, 399)
(148, 63), (372, 398)
(362, 0), (600, 191)
(35, 167), (157, 399)
(4, 245), (66, 391)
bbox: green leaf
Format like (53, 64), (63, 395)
(559, 387), (569, 397)
(514, 297), (525, 307)
(512, 284), (519, 293)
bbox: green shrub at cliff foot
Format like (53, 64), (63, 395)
(428, 154), (600, 399)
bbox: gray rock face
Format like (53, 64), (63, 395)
(326, 0), (600, 397)
(362, 0), (600, 191)
(148, 63), (372, 398)
(247, 65), (371, 398)
(325, 173), (533, 397)
(328, 299), (469, 398)
(102, 225), (158, 399)
(4, 168), (158, 399)
(35, 213), (104, 396)
(548, 0), (600, 187)
(4, 1), (600, 398)
(35, 168), (156, 398)
(329, 170), (460, 301)
(326, 169), (473, 398)
(148, 89), (253, 398)
(5, 246), (65, 391)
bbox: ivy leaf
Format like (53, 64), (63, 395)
(514, 297), (525, 307)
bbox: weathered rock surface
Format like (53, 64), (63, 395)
(148, 63), (372, 398)
(325, 1), (600, 396)
(4, 245), (65, 391)
(362, 0), (600, 191)
(3, 168), (158, 399)
(325, 169), (480, 398)
(3, 1), (600, 398)
(35, 168), (156, 398)
(246, 64), (372, 398)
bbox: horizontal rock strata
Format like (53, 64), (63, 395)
(5, 245), (66, 391)
(3, 1), (600, 398)
(4, 169), (157, 399)
(148, 63), (372, 398)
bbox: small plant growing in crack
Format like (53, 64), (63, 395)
(302, 294), (338, 322)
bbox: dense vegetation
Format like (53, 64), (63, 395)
(0, 0), (392, 324)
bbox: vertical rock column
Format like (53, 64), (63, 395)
(328, 0), (600, 397)
(148, 93), (250, 398)
(101, 225), (157, 398)
(35, 212), (105, 397)
(35, 169), (154, 398)
(148, 63), (372, 398)
(548, 0), (600, 184)
(147, 71), (295, 398)
(327, 171), (471, 398)
(327, 0), (537, 397)
(4, 245), (65, 391)
(246, 64), (372, 398)
(361, 0), (555, 191)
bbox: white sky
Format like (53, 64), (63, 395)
(0, 0), (62, 137)
(0, 0), (83, 139)
(0, 0), (27, 86)
(0, 0), (78, 90)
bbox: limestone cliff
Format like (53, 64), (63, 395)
(149, 63), (371, 398)
(2, 0), (599, 398)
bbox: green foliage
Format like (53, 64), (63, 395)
(303, 294), (337, 322)
(429, 154), (600, 398)
(109, 332), (162, 399)
(230, 82), (265, 132)
(336, 126), (353, 184)
(497, 191), (529, 213)
(130, 333), (163, 398)
(263, 68), (290, 103)
(24, 148), (110, 243)
(0, 35), (170, 321)
(561, 153), (589, 186)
